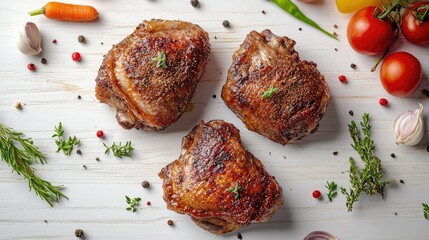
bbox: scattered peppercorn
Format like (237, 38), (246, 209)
(27, 63), (36, 71)
(262, 10), (266, 14)
(190, 0), (199, 8)
(348, 110), (354, 116)
(74, 229), (84, 238)
(333, 31), (337, 37)
(350, 63), (357, 69)
(422, 89), (429, 97)
(379, 98), (388, 106)
(334, 24), (338, 28)
(41, 58), (47, 64)
(96, 130), (104, 138)
(96, 157), (100, 161)
(72, 52), (81, 62)
(334, 48), (338, 52)
(212, 94), (216, 99)
(299, 27), (302, 31)
(78, 35), (86, 43)
(237, 233), (243, 239)
(44, 220), (48, 223)
(76, 149), (82, 155)
(167, 219), (174, 226)
(77, 95), (82, 100)
(222, 20), (230, 28)
(399, 179), (404, 184)
(146, 201), (151, 206)
(427, 145), (429, 152)
(101, 42), (104, 45)
(141, 180), (150, 189)
(338, 75), (347, 83)
(52, 39), (57, 44)
(15, 102), (23, 110)
(312, 190), (321, 199)
(391, 153), (396, 158)
(394, 212), (398, 215)
(333, 151), (338, 156)
(83, 165), (87, 170)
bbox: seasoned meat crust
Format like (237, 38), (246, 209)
(159, 120), (283, 235)
(221, 30), (329, 144)
(95, 20), (210, 131)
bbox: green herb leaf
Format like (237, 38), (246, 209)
(262, 86), (279, 99)
(423, 203), (429, 220)
(271, 0), (338, 40)
(104, 141), (134, 158)
(341, 114), (390, 212)
(0, 124), (68, 206)
(227, 183), (241, 200)
(125, 196), (141, 213)
(325, 181), (338, 202)
(152, 51), (168, 69)
(52, 122), (80, 156)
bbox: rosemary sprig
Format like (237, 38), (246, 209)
(423, 203), (429, 220)
(0, 124), (68, 206)
(325, 181), (338, 202)
(340, 113), (390, 212)
(104, 141), (133, 158)
(125, 195), (141, 212)
(227, 183), (241, 199)
(262, 86), (279, 99)
(52, 122), (80, 156)
(151, 51), (168, 69)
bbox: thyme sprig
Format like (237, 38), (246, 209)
(125, 195), (141, 212)
(0, 124), (68, 206)
(152, 51), (168, 69)
(325, 181), (338, 202)
(423, 203), (429, 220)
(104, 141), (133, 158)
(262, 86), (279, 99)
(52, 122), (80, 155)
(340, 113), (390, 212)
(227, 183), (241, 199)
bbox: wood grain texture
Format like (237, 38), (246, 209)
(0, 0), (428, 239)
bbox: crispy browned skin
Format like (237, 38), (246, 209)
(95, 20), (210, 131)
(221, 30), (329, 144)
(159, 120), (283, 235)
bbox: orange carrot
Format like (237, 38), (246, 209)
(29, 2), (98, 22)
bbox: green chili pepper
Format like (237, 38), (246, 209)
(272, 0), (338, 40)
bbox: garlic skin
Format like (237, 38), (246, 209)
(16, 22), (42, 56)
(394, 104), (424, 146)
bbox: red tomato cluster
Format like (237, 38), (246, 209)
(346, 2), (427, 97)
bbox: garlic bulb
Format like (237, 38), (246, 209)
(394, 104), (424, 146)
(16, 22), (42, 55)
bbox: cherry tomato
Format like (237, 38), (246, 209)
(347, 6), (394, 55)
(380, 52), (422, 97)
(401, 2), (429, 45)
(336, 0), (385, 13)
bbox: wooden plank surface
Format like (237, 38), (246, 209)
(0, 0), (428, 239)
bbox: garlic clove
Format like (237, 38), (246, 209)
(394, 104), (424, 146)
(16, 22), (42, 56)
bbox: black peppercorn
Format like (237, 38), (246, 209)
(167, 219), (174, 225)
(334, 24), (338, 28)
(77, 95), (82, 100)
(141, 180), (150, 189)
(299, 27), (302, 31)
(422, 89), (429, 97)
(75, 229), (84, 238)
(190, 0), (199, 8)
(222, 20), (230, 28)
(390, 153), (396, 158)
(76, 149), (82, 155)
(399, 179), (404, 184)
(237, 233), (243, 239)
(348, 110), (354, 116)
(96, 157), (100, 161)
(41, 58), (47, 64)
(350, 63), (357, 69)
(212, 94), (216, 99)
(78, 35), (85, 43)
(427, 145), (429, 152)
(261, 10), (266, 14)
(333, 151), (338, 156)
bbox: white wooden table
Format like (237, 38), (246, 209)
(1, 0), (428, 239)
